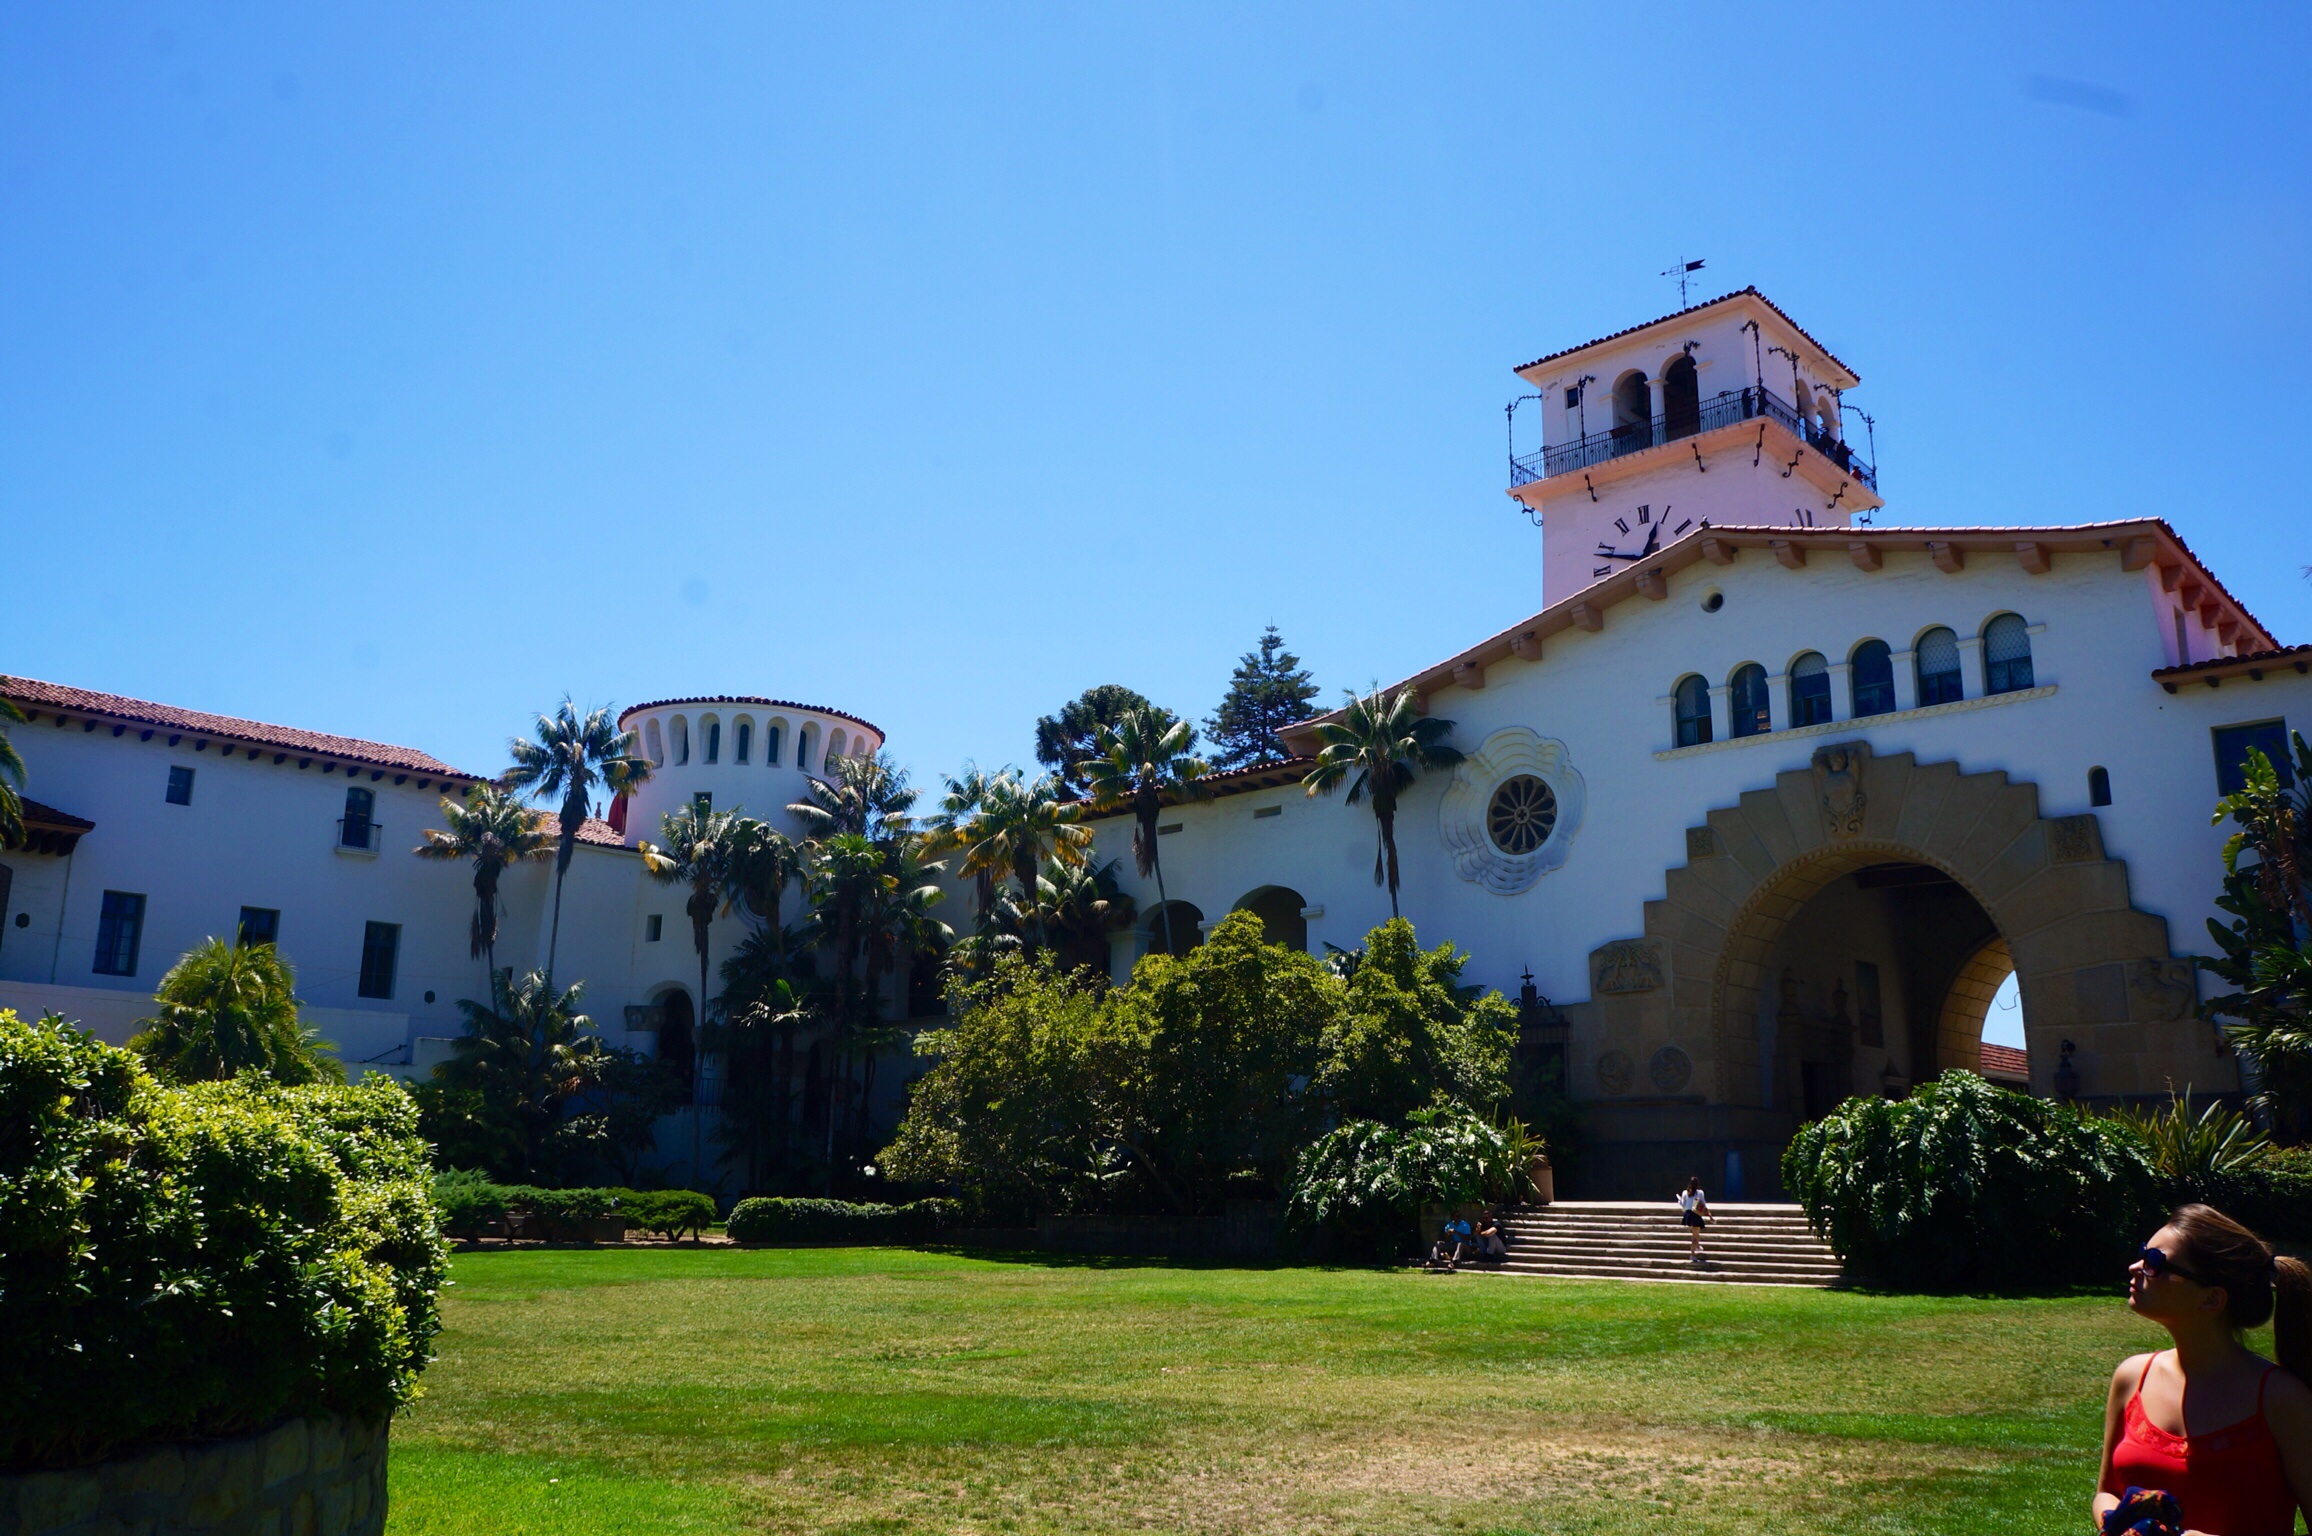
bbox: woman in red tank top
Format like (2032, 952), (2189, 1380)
(2094, 1204), (2312, 1536)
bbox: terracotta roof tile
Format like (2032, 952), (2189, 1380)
(1979, 1042), (2030, 1080)
(2150, 642), (2312, 688)
(1075, 756), (1317, 821)
(1, 675), (475, 780)
(21, 798), (94, 832)
(1514, 287), (1860, 385)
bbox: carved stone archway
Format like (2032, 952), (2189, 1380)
(1580, 743), (2229, 1192)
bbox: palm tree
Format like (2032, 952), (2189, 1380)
(0, 696), (27, 849)
(639, 802), (759, 1074)
(127, 937), (341, 1084)
(437, 969), (611, 1181)
(1301, 686), (1462, 918)
(927, 763), (1006, 924)
(1079, 708), (1208, 955)
(503, 700), (654, 985)
(956, 773), (1092, 948)
(790, 751), (919, 842)
(415, 783), (554, 979)
(727, 820), (804, 961)
(1031, 857), (1137, 975)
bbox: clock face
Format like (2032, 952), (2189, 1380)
(1594, 504), (1702, 574)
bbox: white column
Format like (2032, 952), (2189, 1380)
(1109, 927), (1150, 985)
(1708, 684), (1732, 742)
(1766, 672), (1791, 733)
(1955, 634), (1986, 698)
(1890, 650), (1919, 712)
(1826, 661), (1854, 722)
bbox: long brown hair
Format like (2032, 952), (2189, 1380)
(2169, 1203), (2312, 1384)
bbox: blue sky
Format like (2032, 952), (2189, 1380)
(5, 2), (2308, 809)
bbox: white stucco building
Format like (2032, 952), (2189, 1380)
(5, 289), (2306, 1196)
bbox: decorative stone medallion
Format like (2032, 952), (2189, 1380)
(2048, 814), (2102, 864)
(1439, 728), (1587, 894)
(1648, 1045), (1693, 1094)
(1592, 939), (1664, 994)
(1594, 1049), (1634, 1095)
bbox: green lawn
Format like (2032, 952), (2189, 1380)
(385, 1246), (2186, 1535)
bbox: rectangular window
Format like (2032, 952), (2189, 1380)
(1253, 806), (1282, 820)
(358, 921), (401, 999)
(2213, 720), (2295, 798)
(238, 906), (281, 947)
(645, 914), (663, 942)
(692, 791), (712, 814)
(341, 786), (377, 849)
(166, 766), (195, 805)
(93, 891), (146, 976)
(2174, 611), (2191, 666)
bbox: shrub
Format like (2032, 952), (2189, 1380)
(2182, 1147), (2312, 1245)
(431, 1167), (509, 1238)
(726, 1197), (952, 1246)
(128, 937), (342, 1085)
(619, 1189), (718, 1241)
(0, 1012), (446, 1471)
(1286, 1105), (1524, 1236)
(1782, 1071), (2161, 1290)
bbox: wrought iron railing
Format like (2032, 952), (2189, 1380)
(1509, 385), (1876, 491)
(336, 816), (381, 851)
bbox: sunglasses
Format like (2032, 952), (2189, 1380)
(2136, 1246), (2207, 1285)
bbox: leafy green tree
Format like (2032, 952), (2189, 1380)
(503, 700), (654, 985)
(1302, 686), (1462, 918)
(2200, 732), (2312, 1137)
(0, 696), (26, 849)
(640, 801), (759, 1059)
(709, 967), (815, 1190)
(416, 969), (625, 1182)
(1204, 625), (1319, 770)
(1313, 918), (1515, 1124)
(1286, 1106), (1527, 1245)
(1080, 708), (1209, 956)
(129, 938), (342, 1085)
(414, 782), (553, 978)
(1034, 685), (1174, 796)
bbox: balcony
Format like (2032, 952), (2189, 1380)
(335, 816), (382, 856)
(1510, 385), (1876, 492)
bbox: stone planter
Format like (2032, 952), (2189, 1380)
(1529, 1157), (1555, 1204)
(1, 1413), (388, 1536)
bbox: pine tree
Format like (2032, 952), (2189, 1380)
(1034, 685), (1180, 796)
(1204, 626), (1320, 769)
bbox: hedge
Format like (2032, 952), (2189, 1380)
(0, 1012), (447, 1472)
(429, 1174), (717, 1242)
(725, 1197), (957, 1246)
(2183, 1148), (2312, 1246)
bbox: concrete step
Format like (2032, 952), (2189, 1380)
(1446, 1200), (1843, 1288)
(1506, 1241), (1837, 1267)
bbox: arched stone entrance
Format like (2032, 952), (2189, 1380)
(1578, 742), (2229, 1198)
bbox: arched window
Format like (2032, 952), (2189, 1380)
(1915, 627), (1963, 706)
(2088, 766), (2112, 807)
(1673, 674), (1712, 747)
(671, 716), (691, 765)
(1850, 640), (1895, 717)
(1729, 664), (1770, 737)
(703, 720), (721, 764)
(828, 728), (848, 761)
(1663, 353), (1701, 441)
(645, 719), (664, 765)
(1790, 652), (1832, 727)
(796, 725), (815, 773)
(734, 720), (751, 763)
(1983, 613), (2034, 695)
(657, 990), (696, 1106)
(764, 723), (783, 766)
(1611, 370), (1651, 456)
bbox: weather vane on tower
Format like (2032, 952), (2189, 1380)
(1660, 257), (1706, 307)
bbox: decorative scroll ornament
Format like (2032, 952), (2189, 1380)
(1438, 727), (1587, 894)
(1811, 740), (1870, 838)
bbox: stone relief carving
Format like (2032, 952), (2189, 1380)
(1648, 1045), (1693, 1094)
(1593, 939), (1664, 994)
(2131, 958), (2196, 1022)
(1686, 824), (1718, 861)
(1811, 740), (1870, 838)
(1595, 1049), (1634, 1095)
(1438, 727), (1588, 895)
(2048, 814), (2102, 865)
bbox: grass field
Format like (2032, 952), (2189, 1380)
(384, 1246), (2198, 1535)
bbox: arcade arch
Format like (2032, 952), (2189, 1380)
(1232, 885), (1309, 952)
(1145, 901), (1204, 958)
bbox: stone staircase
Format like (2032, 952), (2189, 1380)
(1483, 1201), (1843, 1287)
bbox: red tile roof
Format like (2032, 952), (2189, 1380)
(2151, 643), (2312, 690)
(1, 675), (476, 780)
(618, 695), (882, 739)
(1979, 1042), (2030, 1080)
(563, 815), (627, 848)
(1514, 287), (1861, 386)
(1073, 756), (1318, 822)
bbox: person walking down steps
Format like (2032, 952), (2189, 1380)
(1676, 1176), (1712, 1267)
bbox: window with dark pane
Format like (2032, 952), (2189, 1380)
(1983, 614), (2035, 695)
(735, 722), (751, 763)
(764, 725), (782, 765)
(704, 722), (720, 763)
(340, 786), (376, 849)
(1729, 664), (1771, 737)
(237, 906), (280, 947)
(2088, 766), (2112, 807)
(1485, 775), (1559, 855)
(1915, 627), (1963, 706)
(2213, 720), (2294, 798)
(1850, 640), (1896, 717)
(358, 921), (401, 999)
(165, 766), (195, 805)
(1790, 652), (1833, 727)
(93, 891), (146, 976)
(1673, 674), (1712, 747)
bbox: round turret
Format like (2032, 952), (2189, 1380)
(614, 695), (884, 843)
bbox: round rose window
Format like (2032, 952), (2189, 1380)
(1485, 774), (1559, 855)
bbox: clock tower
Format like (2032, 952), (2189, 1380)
(1505, 288), (1883, 606)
